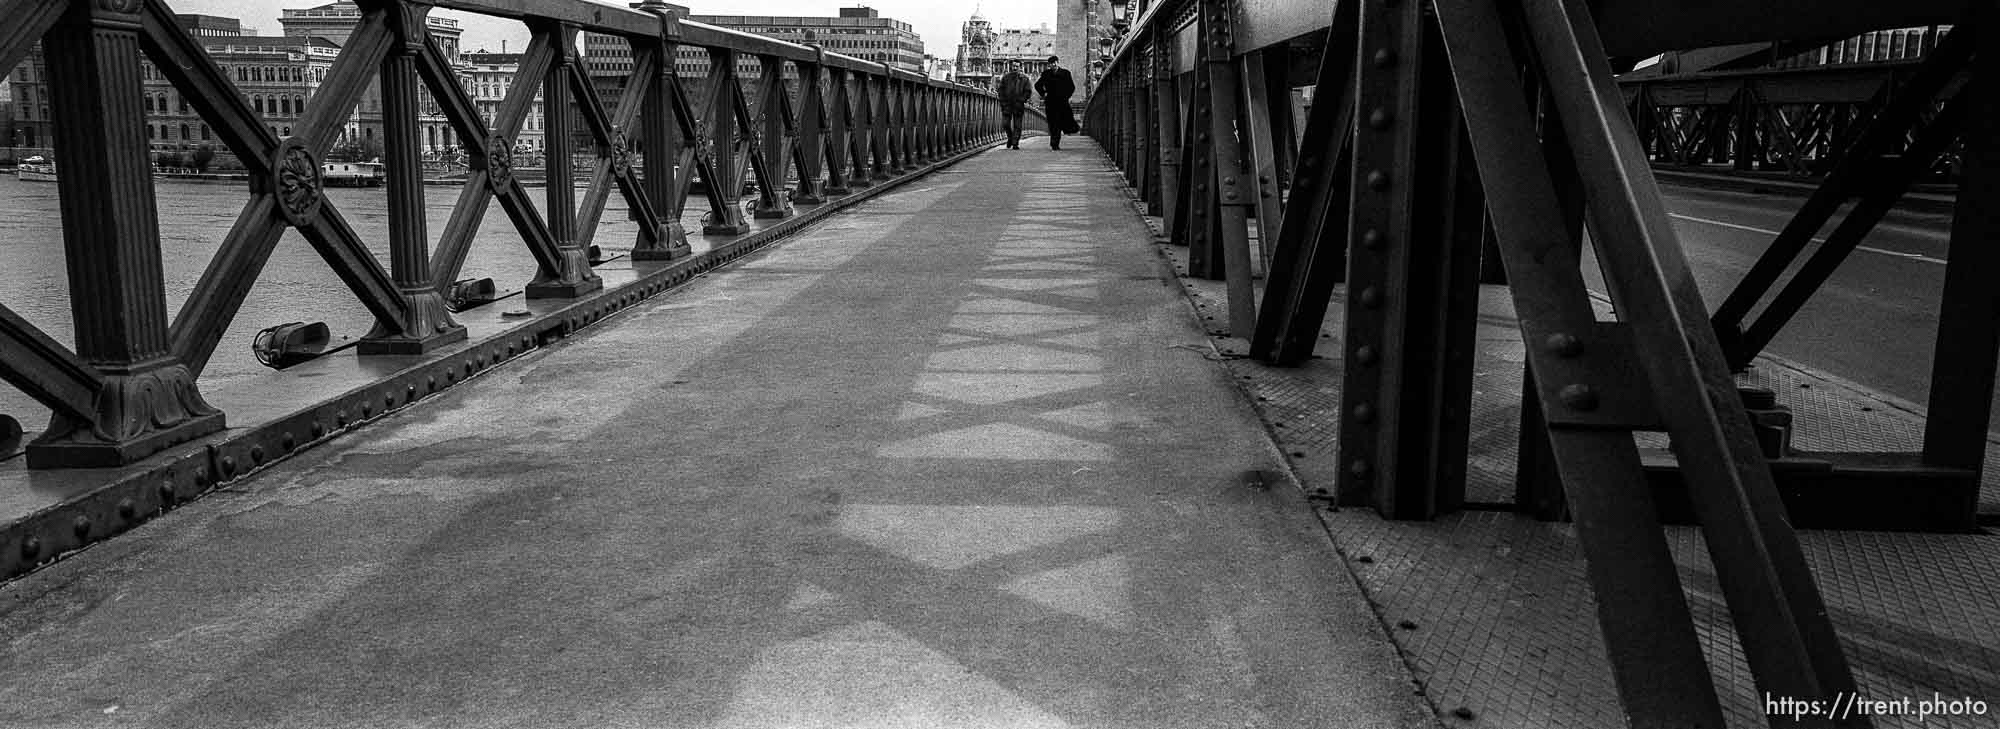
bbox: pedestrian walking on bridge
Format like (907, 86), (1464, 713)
(1035, 55), (1078, 150)
(996, 63), (1033, 150)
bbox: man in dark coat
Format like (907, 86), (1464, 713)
(1034, 55), (1078, 150)
(996, 62), (1034, 150)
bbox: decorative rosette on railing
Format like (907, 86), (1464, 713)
(612, 129), (633, 177)
(272, 138), (323, 227)
(485, 135), (514, 190)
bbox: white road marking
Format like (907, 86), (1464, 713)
(1668, 213), (1949, 265)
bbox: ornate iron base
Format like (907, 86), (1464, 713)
(792, 182), (828, 206)
(526, 247), (605, 299)
(631, 221), (693, 261)
(702, 220), (753, 236)
(752, 200), (795, 220)
(360, 290), (469, 355)
(25, 363), (226, 468)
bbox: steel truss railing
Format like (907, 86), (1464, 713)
(1089, 0), (1989, 726)
(0, 0), (1015, 469)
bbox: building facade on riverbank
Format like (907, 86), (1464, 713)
(463, 49), (546, 153)
(583, 5), (924, 129)
(139, 24), (346, 166)
(280, 1), (472, 156)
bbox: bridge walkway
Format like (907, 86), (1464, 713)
(0, 140), (1435, 729)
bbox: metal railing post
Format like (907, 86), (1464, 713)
(360, 0), (468, 352)
(28, 0), (225, 467)
(525, 22), (603, 298)
(632, 1), (692, 260)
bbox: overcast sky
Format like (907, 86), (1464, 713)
(166, 0), (1058, 60)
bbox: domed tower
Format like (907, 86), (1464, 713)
(957, 10), (996, 88)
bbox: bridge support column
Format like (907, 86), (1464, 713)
(824, 67), (854, 194)
(632, 3), (691, 261)
(28, 0), (224, 467)
(1923, 13), (2000, 492)
(750, 54), (796, 220)
(527, 23), (604, 298)
(1334, 1), (1476, 518)
(361, 1), (467, 354)
(792, 46), (830, 205)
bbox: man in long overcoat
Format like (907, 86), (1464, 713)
(1035, 55), (1078, 150)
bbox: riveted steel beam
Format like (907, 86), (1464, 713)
(1334, 0), (1429, 512)
(1433, 2), (1732, 724)
(1923, 1), (2000, 484)
(1251, 6), (1355, 365)
(1523, 0), (1868, 721)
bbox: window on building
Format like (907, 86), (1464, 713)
(179, 123), (189, 139)
(201, 124), (210, 140)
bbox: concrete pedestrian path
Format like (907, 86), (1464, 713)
(0, 140), (1435, 729)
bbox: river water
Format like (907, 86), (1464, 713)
(0, 174), (642, 434)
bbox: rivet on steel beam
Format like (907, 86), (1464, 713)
(1349, 459), (1372, 478)
(1360, 287), (1383, 308)
(312, 422), (326, 439)
(1546, 333), (1584, 357)
(21, 535), (41, 559)
(1373, 48), (1396, 68)
(72, 515), (91, 539)
(282, 432), (297, 451)
(118, 498), (137, 521)
(1352, 402), (1377, 423)
(1225, 191), (1239, 200)
(1367, 170), (1390, 190)
(159, 481), (176, 504)
(361, 403), (373, 418)
(1362, 229), (1386, 249)
(250, 445), (266, 465)
(407, 383), (419, 400)
(1355, 345), (1379, 365)
(1559, 384), (1600, 411)
(220, 456), (237, 477)
(1369, 108), (1394, 129)
(427, 376), (437, 393)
